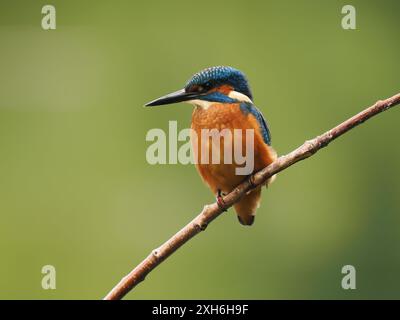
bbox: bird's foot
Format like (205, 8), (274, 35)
(216, 189), (228, 212)
(247, 175), (256, 188)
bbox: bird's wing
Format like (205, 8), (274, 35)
(239, 102), (272, 145)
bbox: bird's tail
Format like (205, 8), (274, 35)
(234, 187), (262, 226)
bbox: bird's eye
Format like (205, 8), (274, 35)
(201, 82), (212, 91)
(187, 85), (203, 93)
(187, 83), (212, 93)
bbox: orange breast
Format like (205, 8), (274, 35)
(191, 103), (276, 194)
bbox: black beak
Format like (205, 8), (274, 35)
(145, 89), (201, 107)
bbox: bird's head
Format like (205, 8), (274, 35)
(145, 66), (253, 108)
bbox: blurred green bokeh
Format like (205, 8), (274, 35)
(0, 0), (399, 299)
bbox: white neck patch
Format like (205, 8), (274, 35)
(228, 90), (253, 103)
(187, 90), (253, 109)
(187, 99), (213, 110)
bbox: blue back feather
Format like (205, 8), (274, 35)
(240, 102), (272, 145)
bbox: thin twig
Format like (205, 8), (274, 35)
(104, 93), (400, 300)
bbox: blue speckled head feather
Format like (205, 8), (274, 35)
(185, 66), (253, 101)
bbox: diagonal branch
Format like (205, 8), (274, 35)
(104, 93), (400, 300)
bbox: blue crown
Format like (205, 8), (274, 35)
(185, 66), (253, 101)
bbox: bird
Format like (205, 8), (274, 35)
(145, 66), (277, 226)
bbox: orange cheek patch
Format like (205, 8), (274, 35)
(210, 85), (233, 95)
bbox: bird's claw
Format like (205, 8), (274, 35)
(248, 175), (256, 188)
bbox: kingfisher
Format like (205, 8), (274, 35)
(145, 66), (277, 226)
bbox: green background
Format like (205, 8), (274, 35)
(0, 0), (399, 299)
